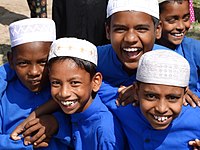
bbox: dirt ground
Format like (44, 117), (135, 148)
(0, 0), (52, 65)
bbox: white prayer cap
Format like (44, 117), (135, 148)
(9, 18), (56, 48)
(136, 50), (190, 87)
(158, 0), (167, 3)
(106, 0), (159, 19)
(48, 37), (97, 65)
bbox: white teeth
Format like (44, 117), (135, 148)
(123, 48), (139, 52)
(154, 115), (168, 122)
(174, 33), (184, 37)
(61, 101), (76, 106)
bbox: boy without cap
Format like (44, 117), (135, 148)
(156, 0), (200, 106)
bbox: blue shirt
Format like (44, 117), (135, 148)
(0, 78), (70, 149)
(98, 82), (200, 150)
(70, 94), (126, 150)
(174, 37), (200, 97)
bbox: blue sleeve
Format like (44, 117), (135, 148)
(98, 81), (119, 110)
(191, 39), (200, 97)
(0, 63), (16, 98)
(0, 100), (33, 149)
(52, 111), (72, 147)
(0, 135), (33, 150)
(182, 37), (200, 97)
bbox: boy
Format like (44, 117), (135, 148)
(101, 50), (200, 149)
(156, 0), (200, 105)
(47, 37), (126, 149)
(0, 18), (71, 149)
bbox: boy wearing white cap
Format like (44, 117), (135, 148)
(47, 37), (126, 149)
(0, 18), (71, 149)
(102, 50), (200, 149)
(156, 0), (200, 107)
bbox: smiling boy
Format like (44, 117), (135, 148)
(101, 50), (200, 149)
(47, 37), (126, 149)
(0, 18), (71, 149)
(156, 0), (200, 105)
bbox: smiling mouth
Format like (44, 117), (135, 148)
(153, 115), (170, 122)
(171, 32), (184, 38)
(123, 48), (142, 59)
(61, 100), (77, 107)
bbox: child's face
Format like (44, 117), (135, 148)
(159, 1), (190, 49)
(8, 42), (51, 92)
(106, 11), (161, 72)
(136, 82), (185, 130)
(49, 59), (101, 114)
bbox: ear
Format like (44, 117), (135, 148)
(7, 51), (15, 70)
(155, 20), (162, 40)
(92, 72), (102, 92)
(105, 24), (111, 40)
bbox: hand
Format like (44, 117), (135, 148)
(116, 84), (138, 106)
(189, 139), (200, 150)
(22, 114), (58, 148)
(183, 89), (200, 107)
(10, 111), (36, 140)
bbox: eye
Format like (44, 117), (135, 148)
(71, 81), (81, 87)
(167, 95), (180, 102)
(17, 61), (28, 67)
(183, 15), (190, 22)
(136, 26), (149, 33)
(166, 17), (176, 24)
(39, 60), (47, 65)
(113, 26), (126, 33)
(145, 93), (157, 101)
(51, 80), (61, 87)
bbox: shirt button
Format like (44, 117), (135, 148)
(144, 138), (150, 143)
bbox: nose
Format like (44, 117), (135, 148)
(124, 29), (138, 44)
(176, 20), (185, 31)
(28, 65), (40, 77)
(155, 99), (168, 114)
(59, 84), (71, 99)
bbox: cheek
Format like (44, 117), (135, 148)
(140, 34), (155, 50)
(184, 21), (191, 30)
(51, 87), (59, 98)
(171, 103), (182, 116)
(140, 100), (153, 114)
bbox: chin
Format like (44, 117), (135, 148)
(151, 124), (170, 130)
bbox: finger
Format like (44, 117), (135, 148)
(24, 118), (40, 129)
(28, 127), (46, 143)
(187, 90), (200, 107)
(10, 125), (25, 140)
(185, 93), (196, 107)
(33, 141), (49, 148)
(33, 134), (47, 146)
(23, 120), (41, 137)
(117, 85), (134, 105)
(121, 96), (135, 106)
(195, 139), (200, 146)
(117, 85), (126, 93)
(24, 136), (32, 145)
